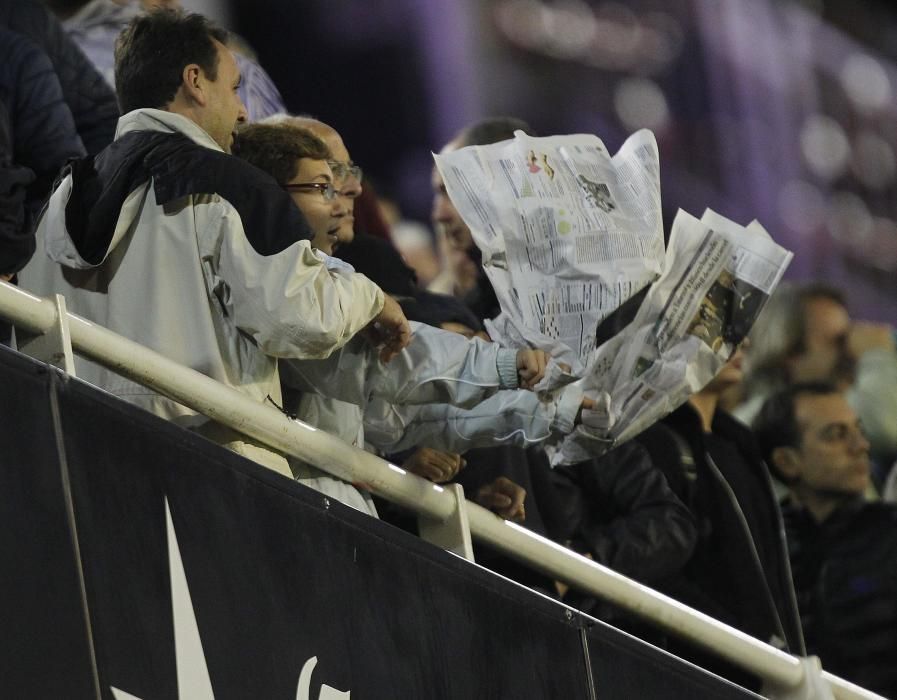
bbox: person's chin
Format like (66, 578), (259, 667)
(337, 224), (355, 246)
(322, 230), (340, 256)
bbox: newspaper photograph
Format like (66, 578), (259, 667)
(555, 209), (792, 464)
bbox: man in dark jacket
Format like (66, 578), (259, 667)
(0, 99), (34, 280)
(0, 0), (117, 154)
(0, 26), (85, 216)
(549, 441), (697, 629)
(635, 348), (804, 691)
(754, 382), (897, 698)
(1, 25), (85, 343)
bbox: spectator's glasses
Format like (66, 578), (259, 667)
(327, 160), (363, 183)
(284, 182), (339, 201)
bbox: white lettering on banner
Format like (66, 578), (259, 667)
(297, 656), (351, 700)
(111, 497), (351, 699)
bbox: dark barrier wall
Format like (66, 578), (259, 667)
(0, 347), (759, 699)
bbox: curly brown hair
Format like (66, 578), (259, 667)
(232, 123), (331, 185)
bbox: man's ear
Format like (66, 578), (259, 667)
(180, 63), (206, 106)
(771, 445), (801, 482)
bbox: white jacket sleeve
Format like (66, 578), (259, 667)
(363, 384), (584, 454)
(280, 322), (520, 408)
(214, 216), (384, 359)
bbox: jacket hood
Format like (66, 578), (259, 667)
(48, 129), (192, 268)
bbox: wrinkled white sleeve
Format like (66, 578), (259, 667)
(849, 348), (897, 459)
(214, 214), (384, 359)
(280, 322), (520, 408)
(363, 384), (584, 454)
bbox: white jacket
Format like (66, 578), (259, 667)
(20, 109), (384, 435)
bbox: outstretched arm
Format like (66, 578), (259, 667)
(281, 322), (548, 409)
(364, 384), (585, 454)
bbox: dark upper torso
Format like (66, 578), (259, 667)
(785, 499), (897, 698)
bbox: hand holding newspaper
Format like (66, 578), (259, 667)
(434, 131), (792, 464)
(556, 209), (792, 464)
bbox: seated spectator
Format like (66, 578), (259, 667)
(1, 0), (118, 154)
(635, 347), (804, 691)
(737, 281), (897, 484)
(754, 383), (897, 698)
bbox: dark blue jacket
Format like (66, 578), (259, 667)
(785, 499), (897, 698)
(0, 0), (118, 154)
(0, 26), (85, 273)
(0, 97), (34, 275)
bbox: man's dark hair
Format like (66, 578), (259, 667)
(232, 123), (331, 185)
(456, 116), (535, 147)
(752, 381), (840, 482)
(114, 10), (228, 114)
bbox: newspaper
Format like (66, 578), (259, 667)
(434, 130), (792, 465)
(554, 209), (792, 464)
(433, 129), (665, 373)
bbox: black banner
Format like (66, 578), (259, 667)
(0, 347), (758, 699)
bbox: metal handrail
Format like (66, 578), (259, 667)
(0, 280), (882, 700)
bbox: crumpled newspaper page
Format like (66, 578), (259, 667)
(434, 129), (664, 376)
(434, 130), (792, 465)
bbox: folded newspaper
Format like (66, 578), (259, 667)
(433, 131), (792, 465)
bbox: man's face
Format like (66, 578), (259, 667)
(430, 163), (474, 253)
(286, 159), (345, 256)
(200, 42), (247, 153)
(431, 161), (480, 294)
(792, 392), (870, 496)
(789, 297), (856, 387)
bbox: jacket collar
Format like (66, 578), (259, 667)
(115, 108), (223, 153)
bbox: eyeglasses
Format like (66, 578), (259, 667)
(283, 182), (339, 201)
(327, 160), (363, 183)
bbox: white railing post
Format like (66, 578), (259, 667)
(765, 656), (835, 700)
(418, 483), (475, 561)
(15, 293), (76, 376)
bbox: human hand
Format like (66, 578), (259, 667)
(402, 447), (466, 483)
(575, 397), (596, 425)
(474, 476), (526, 521)
(363, 295), (412, 363)
(849, 321), (895, 357)
(516, 348), (549, 389)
